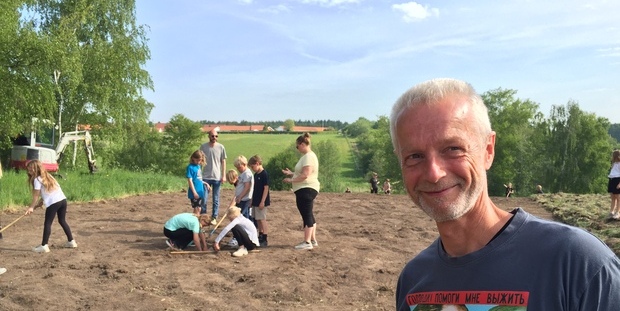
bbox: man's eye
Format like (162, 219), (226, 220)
(403, 154), (422, 167)
(446, 147), (466, 155)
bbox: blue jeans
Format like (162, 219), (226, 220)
(237, 199), (251, 219)
(202, 179), (221, 218)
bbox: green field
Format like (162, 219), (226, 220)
(216, 132), (366, 192)
(0, 132), (369, 210)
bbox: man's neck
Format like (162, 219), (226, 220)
(436, 197), (511, 257)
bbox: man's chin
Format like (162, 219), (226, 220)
(416, 199), (472, 222)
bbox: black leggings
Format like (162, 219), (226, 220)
(163, 228), (193, 250)
(42, 199), (73, 245)
(231, 225), (257, 251)
(294, 188), (318, 228)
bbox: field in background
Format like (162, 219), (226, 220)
(0, 132), (370, 210)
(0, 170), (184, 210)
(217, 132), (367, 192)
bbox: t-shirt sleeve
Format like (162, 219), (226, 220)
(579, 254), (620, 308)
(185, 165), (193, 179)
(191, 222), (200, 233)
(33, 177), (42, 191)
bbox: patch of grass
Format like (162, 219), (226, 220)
(0, 169), (184, 211)
(534, 192), (620, 256)
(218, 132), (367, 191)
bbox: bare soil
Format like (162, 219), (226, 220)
(0, 189), (553, 311)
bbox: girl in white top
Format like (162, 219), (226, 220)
(25, 160), (77, 253)
(608, 150), (620, 219)
(213, 199), (259, 257)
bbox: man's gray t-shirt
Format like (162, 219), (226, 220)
(396, 208), (620, 310)
(200, 142), (226, 181)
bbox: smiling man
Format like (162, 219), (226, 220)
(391, 78), (620, 310)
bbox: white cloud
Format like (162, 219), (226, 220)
(299, 0), (360, 7)
(237, 0), (253, 4)
(258, 4), (291, 14)
(392, 2), (439, 23)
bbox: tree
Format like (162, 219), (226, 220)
(541, 102), (612, 193)
(482, 88), (540, 196)
(160, 114), (204, 174)
(313, 140), (342, 192)
(344, 117), (372, 138)
(0, 0), (153, 169)
(283, 119), (295, 132)
(610, 124), (620, 145)
(264, 146), (298, 191)
(0, 0), (57, 153)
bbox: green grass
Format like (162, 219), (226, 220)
(534, 193), (620, 256)
(217, 132), (366, 191)
(0, 169), (185, 211)
(0, 132), (370, 210)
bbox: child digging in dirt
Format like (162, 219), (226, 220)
(163, 213), (211, 251)
(213, 198), (260, 257)
(24, 160), (77, 253)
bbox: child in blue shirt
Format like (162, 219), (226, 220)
(187, 150), (210, 215)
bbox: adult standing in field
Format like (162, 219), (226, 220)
(200, 129), (227, 225)
(282, 133), (320, 250)
(391, 78), (620, 310)
(608, 149), (620, 219)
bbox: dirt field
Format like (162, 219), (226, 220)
(0, 189), (553, 311)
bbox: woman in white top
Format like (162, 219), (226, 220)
(608, 150), (620, 219)
(25, 160), (77, 253)
(282, 133), (320, 250)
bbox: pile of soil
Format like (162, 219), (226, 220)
(0, 189), (552, 311)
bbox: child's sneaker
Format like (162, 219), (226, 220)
(227, 238), (238, 248)
(294, 241), (313, 250)
(210, 218), (218, 225)
(64, 240), (78, 248)
(231, 247), (248, 257)
(33, 245), (50, 253)
(0, 267), (6, 275)
(165, 239), (177, 250)
(311, 240), (318, 247)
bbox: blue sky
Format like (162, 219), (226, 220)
(136, 0), (620, 124)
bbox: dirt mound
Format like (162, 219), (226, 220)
(0, 190), (552, 311)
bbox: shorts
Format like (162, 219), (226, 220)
(190, 198), (203, 208)
(609, 177), (620, 194)
(252, 205), (268, 220)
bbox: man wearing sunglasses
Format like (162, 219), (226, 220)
(200, 129), (227, 225)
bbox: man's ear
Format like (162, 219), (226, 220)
(484, 131), (496, 170)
